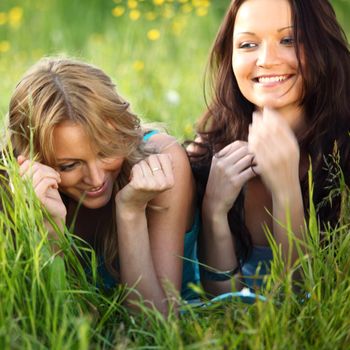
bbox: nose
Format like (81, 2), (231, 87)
(256, 41), (281, 68)
(83, 161), (104, 187)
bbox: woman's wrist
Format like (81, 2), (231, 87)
(202, 195), (230, 219)
(115, 201), (146, 221)
(45, 216), (66, 241)
(271, 178), (302, 207)
(200, 263), (240, 281)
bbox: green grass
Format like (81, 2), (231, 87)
(2, 151), (350, 349)
(1, 0), (350, 349)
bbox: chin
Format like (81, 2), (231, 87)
(82, 197), (111, 209)
(254, 98), (295, 111)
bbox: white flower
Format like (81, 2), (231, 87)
(165, 89), (180, 105)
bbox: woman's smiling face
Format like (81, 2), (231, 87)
(52, 121), (124, 209)
(232, 0), (303, 115)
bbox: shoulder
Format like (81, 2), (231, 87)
(145, 132), (189, 166)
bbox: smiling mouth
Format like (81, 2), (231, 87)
(253, 75), (292, 84)
(89, 184), (104, 192)
(84, 181), (108, 197)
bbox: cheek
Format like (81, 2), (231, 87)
(232, 55), (251, 85)
(282, 44), (301, 70)
(104, 158), (125, 175)
(59, 173), (81, 189)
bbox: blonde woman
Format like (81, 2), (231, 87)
(8, 57), (199, 314)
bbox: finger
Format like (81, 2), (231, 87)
(234, 153), (256, 174)
(157, 154), (174, 185)
(34, 177), (59, 198)
(262, 107), (279, 122)
(237, 165), (258, 184)
(252, 163), (261, 176)
(222, 144), (254, 167)
(262, 108), (287, 136)
(19, 159), (33, 177)
(139, 159), (153, 178)
(147, 154), (164, 175)
(130, 163), (144, 181)
(17, 155), (26, 166)
(249, 116), (271, 152)
(21, 161), (61, 183)
(216, 140), (248, 158)
(32, 171), (61, 188)
(252, 112), (264, 133)
(20, 161), (45, 179)
(148, 154), (174, 190)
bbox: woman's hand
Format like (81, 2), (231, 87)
(248, 108), (300, 202)
(204, 141), (257, 215)
(115, 154), (175, 213)
(18, 155), (67, 221)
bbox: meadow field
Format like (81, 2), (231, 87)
(1, 0), (350, 349)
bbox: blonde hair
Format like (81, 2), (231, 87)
(8, 57), (149, 278)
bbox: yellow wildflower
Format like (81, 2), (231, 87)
(162, 6), (174, 19)
(153, 0), (165, 5)
(133, 60), (145, 71)
(9, 6), (23, 28)
(172, 19), (186, 36)
(129, 10), (141, 21)
(0, 12), (7, 25)
(0, 41), (10, 53)
(184, 123), (194, 136)
(128, 0), (138, 9)
(145, 11), (157, 21)
(112, 6), (125, 17)
(196, 7), (208, 16)
(192, 0), (210, 7)
(181, 4), (192, 13)
(147, 29), (161, 41)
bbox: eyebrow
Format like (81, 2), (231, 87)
(278, 26), (293, 32)
(56, 158), (79, 162)
(234, 26), (294, 37)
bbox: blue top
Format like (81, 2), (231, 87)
(142, 130), (159, 141)
(241, 245), (273, 291)
(94, 130), (200, 300)
(181, 210), (200, 300)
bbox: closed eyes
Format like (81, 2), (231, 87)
(57, 162), (79, 172)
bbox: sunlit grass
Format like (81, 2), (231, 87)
(2, 132), (350, 349)
(0, 0), (350, 349)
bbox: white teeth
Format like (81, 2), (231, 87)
(258, 75), (288, 83)
(90, 185), (103, 192)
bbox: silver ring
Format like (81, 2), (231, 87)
(152, 167), (161, 172)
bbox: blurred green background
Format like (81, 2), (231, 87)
(0, 0), (349, 140)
